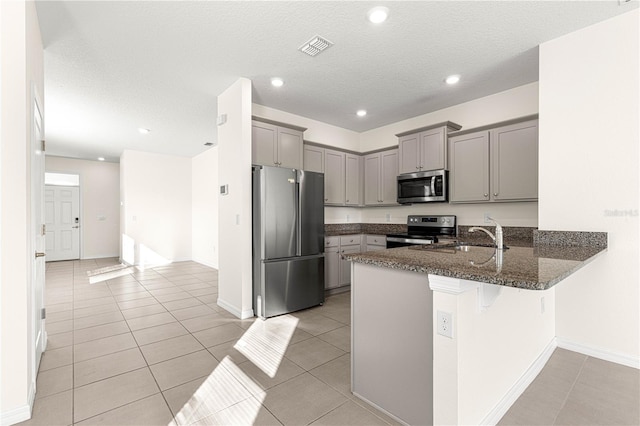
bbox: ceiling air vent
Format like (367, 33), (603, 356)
(298, 35), (333, 57)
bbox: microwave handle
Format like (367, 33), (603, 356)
(430, 176), (436, 196)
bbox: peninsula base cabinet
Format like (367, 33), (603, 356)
(449, 118), (538, 203)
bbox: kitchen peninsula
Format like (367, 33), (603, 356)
(344, 231), (607, 425)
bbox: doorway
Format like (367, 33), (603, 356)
(45, 173), (81, 261)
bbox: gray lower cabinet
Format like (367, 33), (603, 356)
(449, 118), (538, 203)
(365, 235), (386, 251)
(325, 235), (362, 289)
(252, 120), (303, 169)
(364, 149), (398, 206)
(324, 237), (340, 290)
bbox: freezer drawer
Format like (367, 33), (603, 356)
(256, 256), (325, 319)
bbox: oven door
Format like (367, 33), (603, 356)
(386, 236), (436, 248)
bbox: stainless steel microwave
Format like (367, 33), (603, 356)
(397, 169), (448, 203)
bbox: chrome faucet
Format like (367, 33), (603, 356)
(468, 217), (504, 250)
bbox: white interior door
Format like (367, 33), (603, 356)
(45, 185), (80, 261)
(32, 97), (46, 370)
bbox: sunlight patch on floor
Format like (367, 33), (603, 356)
(234, 315), (299, 378)
(171, 357), (265, 425)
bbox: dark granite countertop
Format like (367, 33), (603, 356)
(343, 237), (606, 291)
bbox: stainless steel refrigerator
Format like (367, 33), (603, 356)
(252, 165), (325, 319)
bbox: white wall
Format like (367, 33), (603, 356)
(1, 1), (43, 422)
(539, 10), (639, 363)
(120, 150), (192, 266)
(45, 157), (120, 259)
(218, 78), (253, 319)
(192, 147), (219, 269)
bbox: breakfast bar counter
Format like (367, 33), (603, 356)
(343, 242), (605, 291)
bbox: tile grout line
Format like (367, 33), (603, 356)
(551, 355), (588, 425)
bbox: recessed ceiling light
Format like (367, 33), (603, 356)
(138, 128), (150, 134)
(356, 110), (367, 117)
(271, 78), (284, 87)
(445, 75), (461, 85)
(97, 157), (105, 161)
(367, 6), (389, 24)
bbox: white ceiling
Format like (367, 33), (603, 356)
(35, 1), (637, 162)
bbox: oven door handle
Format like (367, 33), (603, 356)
(386, 237), (434, 245)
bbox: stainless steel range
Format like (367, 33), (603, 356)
(386, 215), (456, 248)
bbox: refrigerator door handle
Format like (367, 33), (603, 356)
(295, 179), (302, 257)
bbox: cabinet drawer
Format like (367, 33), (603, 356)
(340, 235), (362, 246)
(325, 236), (340, 248)
(366, 235), (386, 246)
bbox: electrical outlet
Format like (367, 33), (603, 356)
(437, 310), (454, 338)
(346, 214), (350, 222)
(385, 213), (391, 222)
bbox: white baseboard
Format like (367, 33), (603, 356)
(352, 391), (408, 426)
(216, 297), (254, 320)
(1, 381), (35, 426)
(556, 337), (640, 369)
(191, 257), (218, 269)
(480, 338), (558, 426)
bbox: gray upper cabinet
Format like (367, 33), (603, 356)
(345, 153), (363, 206)
(449, 131), (490, 202)
(397, 122), (462, 174)
(364, 148), (398, 206)
(303, 145), (324, 173)
(303, 143), (363, 206)
(324, 149), (345, 205)
(252, 120), (303, 169)
(449, 118), (538, 203)
(490, 120), (538, 201)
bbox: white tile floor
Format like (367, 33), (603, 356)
(19, 258), (640, 426)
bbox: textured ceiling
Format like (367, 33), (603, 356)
(35, 1), (637, 162)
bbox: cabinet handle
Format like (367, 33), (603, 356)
(484, 193), (489, 197)
(494, 193), (498, 197)
(346, 199), (349, 202)
(325, 198), (328, 202)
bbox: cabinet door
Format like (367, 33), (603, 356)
(398, 133), (420, 174)
(380, 149), (398, 205)
(324, 247), (340, 289)
(303, 145), (324, 173)
(449, 131), (490, 203)
(490, 120), (538, 201)
(345, 154), (362, 206)
(363, 153), (381, 205)
(277, 127), (303, 169)
(252, 121), (278, 166)
(339, 245), (361, 287)
(324, 149), (345, 205)
(420, 127), (446, 171)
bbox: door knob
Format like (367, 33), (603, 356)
(35, 252), (46, 258)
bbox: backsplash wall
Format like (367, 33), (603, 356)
(325, 201), (538, 227)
